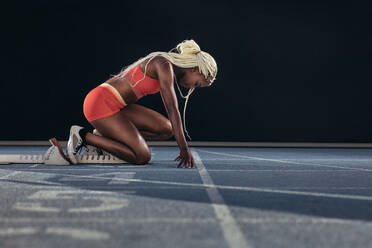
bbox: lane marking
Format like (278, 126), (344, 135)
(108, 172), (136, 185)
(58, 175), (372, 202)
(206, 169), (361, 172)
(13, 202), (60, 212)
(191, 149), (251, 248)
(13, 190), (129, 213)
(68, 196), (129, 213)
(11, 168), (366, 172)
(59, 172), (135, 185)
(196, 148), (372, 172)
(46, 227), (110, 240)
(0, 227), (38, 236)
(2, 169), (372, 202)
(0, 216), (372, 226)
(0, 226), (110, 240)
(1, 217), (371, 225)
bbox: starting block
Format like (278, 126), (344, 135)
(0, 138), (128, 165)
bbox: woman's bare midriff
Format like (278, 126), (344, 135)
(104, 76), (138, 105)
(103, 57), (160, 105)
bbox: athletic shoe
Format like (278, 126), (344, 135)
(67, 125), (86, 164)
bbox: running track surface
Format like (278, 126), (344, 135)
(0, 146), (372, 248)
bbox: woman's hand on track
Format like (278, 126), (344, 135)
(174, 148), (195, 168)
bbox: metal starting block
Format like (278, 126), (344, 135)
(0, 138), (128, 165)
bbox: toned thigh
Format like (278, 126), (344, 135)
(119, 104), (172, 134)
(90, 111), (151, 159)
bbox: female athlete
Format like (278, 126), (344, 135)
(67, 39), (217, 168)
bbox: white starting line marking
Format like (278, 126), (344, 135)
(196, 148), (372, 172)
(191, 149), (251, 248)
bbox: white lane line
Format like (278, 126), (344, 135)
(206, 169), (359, 172)
(2, 169), (372, 202)
(18, 168), (143, 171)
(0, 227), (38, 236)
(191, 149), (251, 248)
(46, 227), (110, 240)
(1, 216), (371, 225)
(66, 175), (372, 202)
(20, 169), (362, 172)
(196, 148), (372, 172)
(59, 172), (136, 185)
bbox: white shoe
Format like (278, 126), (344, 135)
(67, 125), (86, 164)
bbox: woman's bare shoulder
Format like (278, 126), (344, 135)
(151, 56), (173, 78)
(151, 55), (171, 67)
(138, 56), (170, 79)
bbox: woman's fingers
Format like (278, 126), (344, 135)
(177, 159), (184, 168)
(175, 157), (195, 169)
(185, 159), (191, 168)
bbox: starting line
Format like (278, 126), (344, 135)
(0, 138), (128, 165)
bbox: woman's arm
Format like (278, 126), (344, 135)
(156, 59), (188, 150)
(155, 58), (194, 168)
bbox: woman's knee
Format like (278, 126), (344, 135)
(129, 143), (151, 164)
(132, 145), (151, 165)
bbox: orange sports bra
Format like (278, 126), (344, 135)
(124, 64), (160, 100)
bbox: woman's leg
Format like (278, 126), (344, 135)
(118, 104), (173, 141)
(87, 110), (151, 165)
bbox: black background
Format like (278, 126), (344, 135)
(1, 1), (371, 142)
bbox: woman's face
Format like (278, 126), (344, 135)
(178, 67), (212, 89)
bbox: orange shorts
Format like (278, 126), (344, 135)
(83, 83), (127, 122)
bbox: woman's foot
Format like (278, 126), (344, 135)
(67, 125), (87, 164)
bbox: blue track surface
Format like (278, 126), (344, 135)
(0, 146), (372, 248)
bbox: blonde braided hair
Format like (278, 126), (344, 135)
(115, 39), (218, 140)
